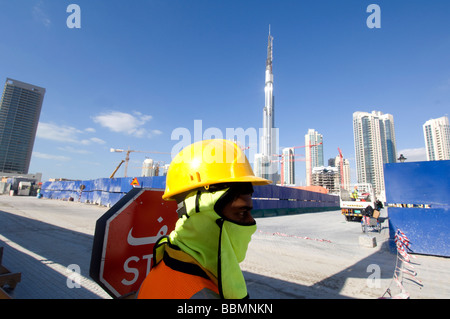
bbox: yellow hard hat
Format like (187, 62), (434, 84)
(162, 139), (271, 200)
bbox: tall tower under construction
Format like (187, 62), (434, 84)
(254, 27), (279, 183)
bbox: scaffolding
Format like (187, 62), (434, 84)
(311, 166), (340, 194)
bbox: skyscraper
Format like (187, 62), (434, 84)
(0, 78), (45, 174)
(281, 147), (295, 186)
(353, 110), (397, 196)
(254, 27), (279, 183)
(423, 115), (450, 161)
(305, 129), (323, 186)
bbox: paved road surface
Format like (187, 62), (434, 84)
(1, 195), (448, 299)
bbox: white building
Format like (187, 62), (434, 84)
(353, 110), (397, 197)
(281, 147), (295, 186)
(423, 115), (450, 161)
(305, 129), (323, 186)
(141, 158), (157, 177)
(335, 155), (351, 191)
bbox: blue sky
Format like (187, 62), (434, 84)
(1, 0), (449, 184)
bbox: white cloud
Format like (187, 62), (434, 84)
(57, 146), (91, 154)
(33, 151), (70, 162)
(36, 122), (106, 145)
(32, 1), (51, 27)
(152, 129), (163, 135)
(89, 137), (106, 144)
(37, 122), (83, 143)
(92, 111), (160, 138)
(397, 147), (427, 162)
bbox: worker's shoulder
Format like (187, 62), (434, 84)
(190, 288), (220, 299)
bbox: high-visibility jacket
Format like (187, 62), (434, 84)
(138, 188), (255, 299)
(137, 241), (220, 299)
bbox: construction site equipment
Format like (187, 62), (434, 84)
(361, 206), (381, 233)
(110, 148), (170, 177)
(340, 183), (381, 221)
(274, 142), (322, 186)
(17, 181), (32, 196)
(110, 160), (125, 179)
(272, 153), (304, 186)
(0, 247), (21, 299)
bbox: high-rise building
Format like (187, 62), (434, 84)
(353, 110), (397, 197)
(141, 158), (157, 177)
(335, 155), (351, 191)
(254, 27), (279, 183)
(281, 147), (295, 186)
(305, 129), (323, 186)
(0, 78), (45, 174)
(423, 115), (450, 161)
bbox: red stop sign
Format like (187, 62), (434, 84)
(90, 188), (178, 298)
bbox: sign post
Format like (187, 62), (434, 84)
(90, 188), (178, 298)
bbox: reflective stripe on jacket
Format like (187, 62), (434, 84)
(137, 243), (219, 299)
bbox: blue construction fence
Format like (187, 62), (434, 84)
(40, 177), (166, 206)
(41, 177), (340, 214)
(252, 185), (340, 217)
(384, 160), (450, 257)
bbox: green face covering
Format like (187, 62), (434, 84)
(223, 221), (256, 263)
(169, 188), (256, 299)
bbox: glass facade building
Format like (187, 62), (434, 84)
(423, 116), (450, 161)
(353, 111), (397, 197)
(0, 78), (45, 174)
(281, 147), (295, 186)
(305, 129), (324, 186)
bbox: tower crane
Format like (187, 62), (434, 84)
(274, 142), (323, 186)
(272, 155), (305, 186)
(110, 147), (170, 177)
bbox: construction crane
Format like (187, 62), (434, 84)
(110, 160), (125, 179)
(274, 142), (323, 186)
(272, 155), (305, 186)
(110, 147), (170, 177)
(338, 147), (344, 189)
(132, 160), (167, 176)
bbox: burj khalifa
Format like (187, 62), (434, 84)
(254, 27), (279, 183)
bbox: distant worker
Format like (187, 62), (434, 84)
(351, 186), (359, 201)
(137, 139), (271, 299)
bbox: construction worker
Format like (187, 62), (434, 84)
(137, 139), (271, 299)
(351, 186), (359, 201)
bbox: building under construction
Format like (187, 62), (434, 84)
(311, 166), (340, 194)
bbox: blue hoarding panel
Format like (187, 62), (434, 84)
(384, 160), (450, 208)
(41, 176), (167, 207)
(252, 185), (339, 211)
(388, 207), (450, 257)
(384, 160), (450, 257)
(41, 177), (338, 212)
